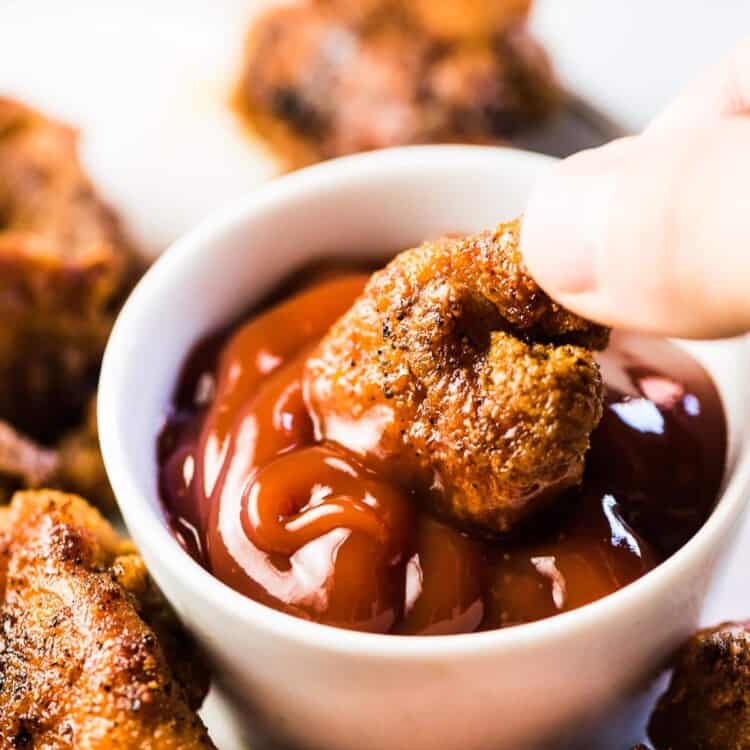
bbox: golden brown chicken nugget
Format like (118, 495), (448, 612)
(649, 621), (750, 750)
(315, 0), (531, 38)
(312, 0), (398, 27)
(0, 97), (141, 441)
(0, 490), (215, 749)
(236, 4), (560, 169)
(409, 0), (532, 40)
(305, 219), (608, 535)
(0, 398), (115, 511)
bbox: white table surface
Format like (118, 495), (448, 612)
(1, 2), (749, 747)
(534, 0), (750, 131)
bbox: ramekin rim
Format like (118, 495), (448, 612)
(99, 144), (750, 660)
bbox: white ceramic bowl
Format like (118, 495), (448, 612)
(99, 146), (750, 750)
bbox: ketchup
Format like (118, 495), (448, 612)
(158, 272), (726, 635)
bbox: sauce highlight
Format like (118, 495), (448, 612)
(158, 273), (726, 635)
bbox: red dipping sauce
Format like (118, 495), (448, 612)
(158, 272), (726, 635)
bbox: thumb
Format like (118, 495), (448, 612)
(521, 119), (750, 339)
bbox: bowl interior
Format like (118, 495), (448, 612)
(100, 145), (750, 646)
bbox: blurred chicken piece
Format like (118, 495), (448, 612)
(317, 0), (532, 40)
(0, 420), (58, 493)
(305, 219), (608, 535)
(0, 398), (115, 510)
(313, 0), (396, 27)
(0, 97), (140, 442)
(54, 397), (116, 508)
(0, 490), (215, 749)
(236, 2), (560, 169)
(648, 621), (750, 750)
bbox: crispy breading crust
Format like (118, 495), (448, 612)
(0, 491), (215, 749)
(0, 97), (141, 441)
(305, 219), (608, 535)
(649, 621), (750, 750)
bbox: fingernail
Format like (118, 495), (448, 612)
(521, 166), (618, 295)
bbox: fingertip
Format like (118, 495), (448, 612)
(521, 153), (619, 298)
(521, 176), (593, 296)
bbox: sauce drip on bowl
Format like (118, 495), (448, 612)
(158, 273), (726, 635)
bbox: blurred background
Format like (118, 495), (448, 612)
(4, 0), (748, 604)
(3, 0), (748, 649)
(2, 0), (749, 255)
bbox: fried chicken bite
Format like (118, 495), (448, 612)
(237, 6), (426, 168)
(0, 98), (140, 510)
(0, 97), (141, 442)
(425, 30), (561, 141)
(0, 420), (58, 496)
(406, 0), (532, 41)
(648, 621), (750, 750)
(54, 397), (116, 509)
(0, 398), (115, 510)
(304, 219), (608, 535)
(236, 3), (561, 169)
(315, 0), (532, 40)
(0, 490), (215, 749)
(312, 0), (397, 27)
